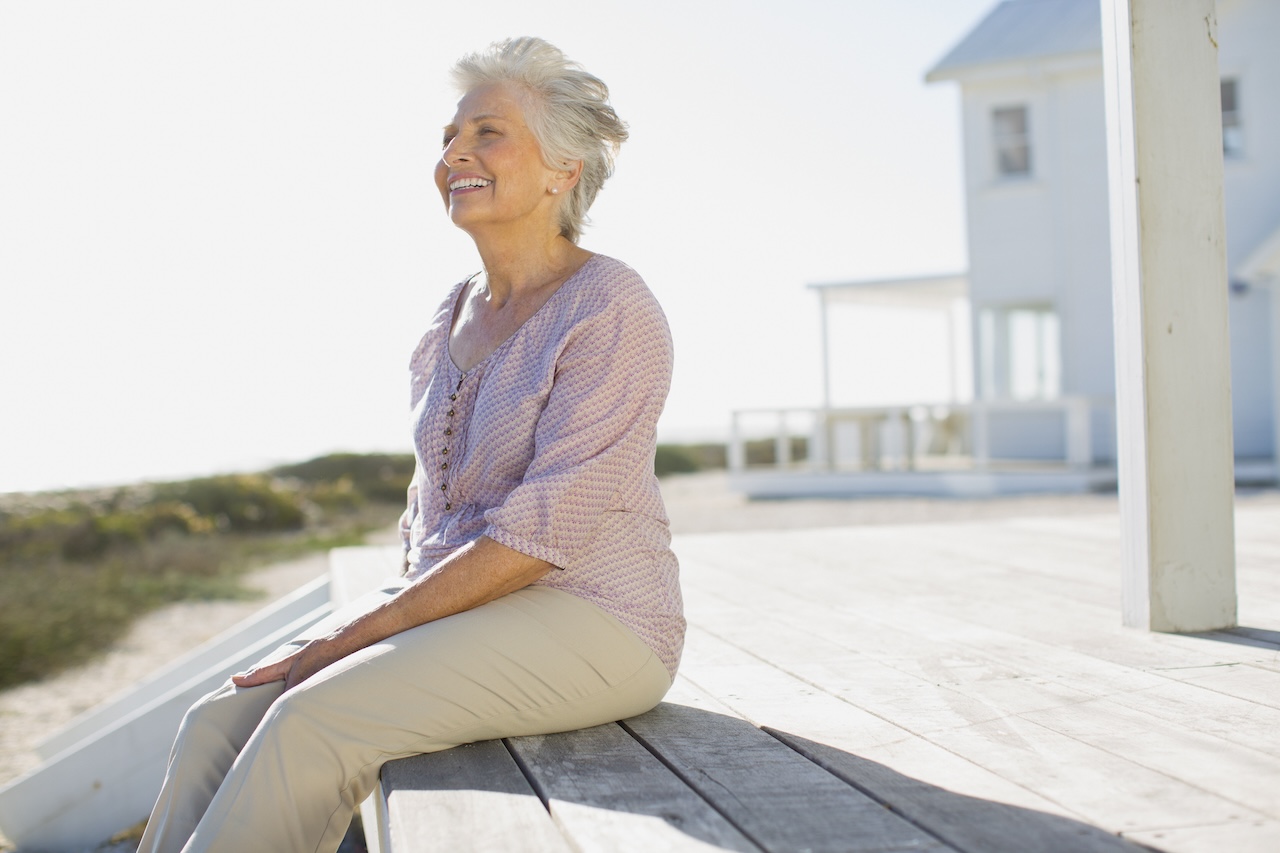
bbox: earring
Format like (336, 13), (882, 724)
(551, 188), (559, 194)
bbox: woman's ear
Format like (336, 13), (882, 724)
(554, 159), (584, 194)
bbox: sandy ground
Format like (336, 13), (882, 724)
(2, 471), (1274, 846)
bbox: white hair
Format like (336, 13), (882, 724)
(451, 37), (628, 243)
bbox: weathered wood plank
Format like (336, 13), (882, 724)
(676, 625), (1150, 853)
(676, 546), (1274, 839)
(378, 740), (571, 853)
(677, 525), (1280, 704)
(684, 560), (1280, 761)
(1117, 660), (1280, 710)
(1018, 699), (1280, 819)
(625, 681), (954, 852)
(506, 723), (759, 852)
(1123, 818), (1280, 853)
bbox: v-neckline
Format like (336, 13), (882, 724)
(446, 253), (596, 374)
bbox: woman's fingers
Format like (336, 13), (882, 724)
(230, 637), (350, 691)
(231, 655), (295, 687)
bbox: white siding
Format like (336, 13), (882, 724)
(1220, 0), (1280, 459)
(941, 0), (1277, 464)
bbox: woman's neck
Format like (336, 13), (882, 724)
(471, 228), (591, 307)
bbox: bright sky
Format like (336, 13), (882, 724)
(0, 0), (993, 494)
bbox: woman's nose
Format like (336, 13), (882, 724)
(442, 136), (469, 166)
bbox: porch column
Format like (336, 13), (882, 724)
(816, 288), (833, 470)
(1273, 284), (1280, 479)
(1101, 0), (1237, 631)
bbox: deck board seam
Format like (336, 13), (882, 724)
(615, 719), (768, 852)
(499, 737), (589, 852)
(755, 726), (968, 853)
(501, 736), (551, 810)
(999, 712), (1280, 822)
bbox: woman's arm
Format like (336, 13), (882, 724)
(231, 536), (553, 691)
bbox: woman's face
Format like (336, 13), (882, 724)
(435, 82), (561, 235)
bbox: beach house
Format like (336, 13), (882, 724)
(732, 0), (1280, 497)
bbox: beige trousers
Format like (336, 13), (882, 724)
(137, 583), (672, 853)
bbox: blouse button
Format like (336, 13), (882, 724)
(445, 502), (452, 510)
(441, 462), (448, 471)
(440, 483), (448, 492)
(442, 448), (449, 455)
(445, 428), (453, 436)
(448, 409), (456, 417)
(450, 393), (458, 401)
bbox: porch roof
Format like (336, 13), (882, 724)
(807, 273), (967, 309)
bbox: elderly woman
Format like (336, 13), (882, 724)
(138, 37), (683, 853)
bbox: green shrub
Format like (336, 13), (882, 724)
(653, 443), (728, 477)
(271, 453), (415, 504)
(306, 477), (365, 513)
(744, 436), (809, 466)
(654, 445), (699, 477)
(155, 475), (307, 533)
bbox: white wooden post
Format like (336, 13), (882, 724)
(971, 402), (990, 470)
(1065, 398), (1092, 470)
(1273, 285), (1280, 481)
(775, 410), (791, 469)
(728, 411), (746, 473)
(817, 288), (834, 471)
(947, 300), (963, 404)
(809, 409), (830, 471)
(1101, 0), (1237, 631)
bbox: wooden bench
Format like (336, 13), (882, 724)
(330, 547), (938, 852)
(366, 680), (940, 853)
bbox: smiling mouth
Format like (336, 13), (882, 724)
(449, 177), (492, 192)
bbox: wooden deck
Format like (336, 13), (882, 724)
(376, 497), (1280, 852)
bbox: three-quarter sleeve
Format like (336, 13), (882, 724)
(482, 281), (672, 569)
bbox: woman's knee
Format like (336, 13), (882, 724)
(174, 681), (283, 760)
(252, 682), (343, 752)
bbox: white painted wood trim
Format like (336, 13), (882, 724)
(0, 606), (333, 851)
(1100, 0), (1237, 631)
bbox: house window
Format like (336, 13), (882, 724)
(978, 305), (1060, 400)
(1221, 78), (1242, 157)
(992, 106), (1031, 177)
(1007, 308), (1060, 400)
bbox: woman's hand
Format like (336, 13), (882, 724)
(231, 637), (348, 692)
(230, 537), (551, 693)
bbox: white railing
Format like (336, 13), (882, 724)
(729, 397), (1113, 474)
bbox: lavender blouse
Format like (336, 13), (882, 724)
(398, 254), (685, 677)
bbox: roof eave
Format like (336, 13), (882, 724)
(926, 50), (1101, 86)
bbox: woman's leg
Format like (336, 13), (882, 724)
(182, 586), (670, 853)
(137, 680), (284, 853)
(138, 583), (409, 853)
